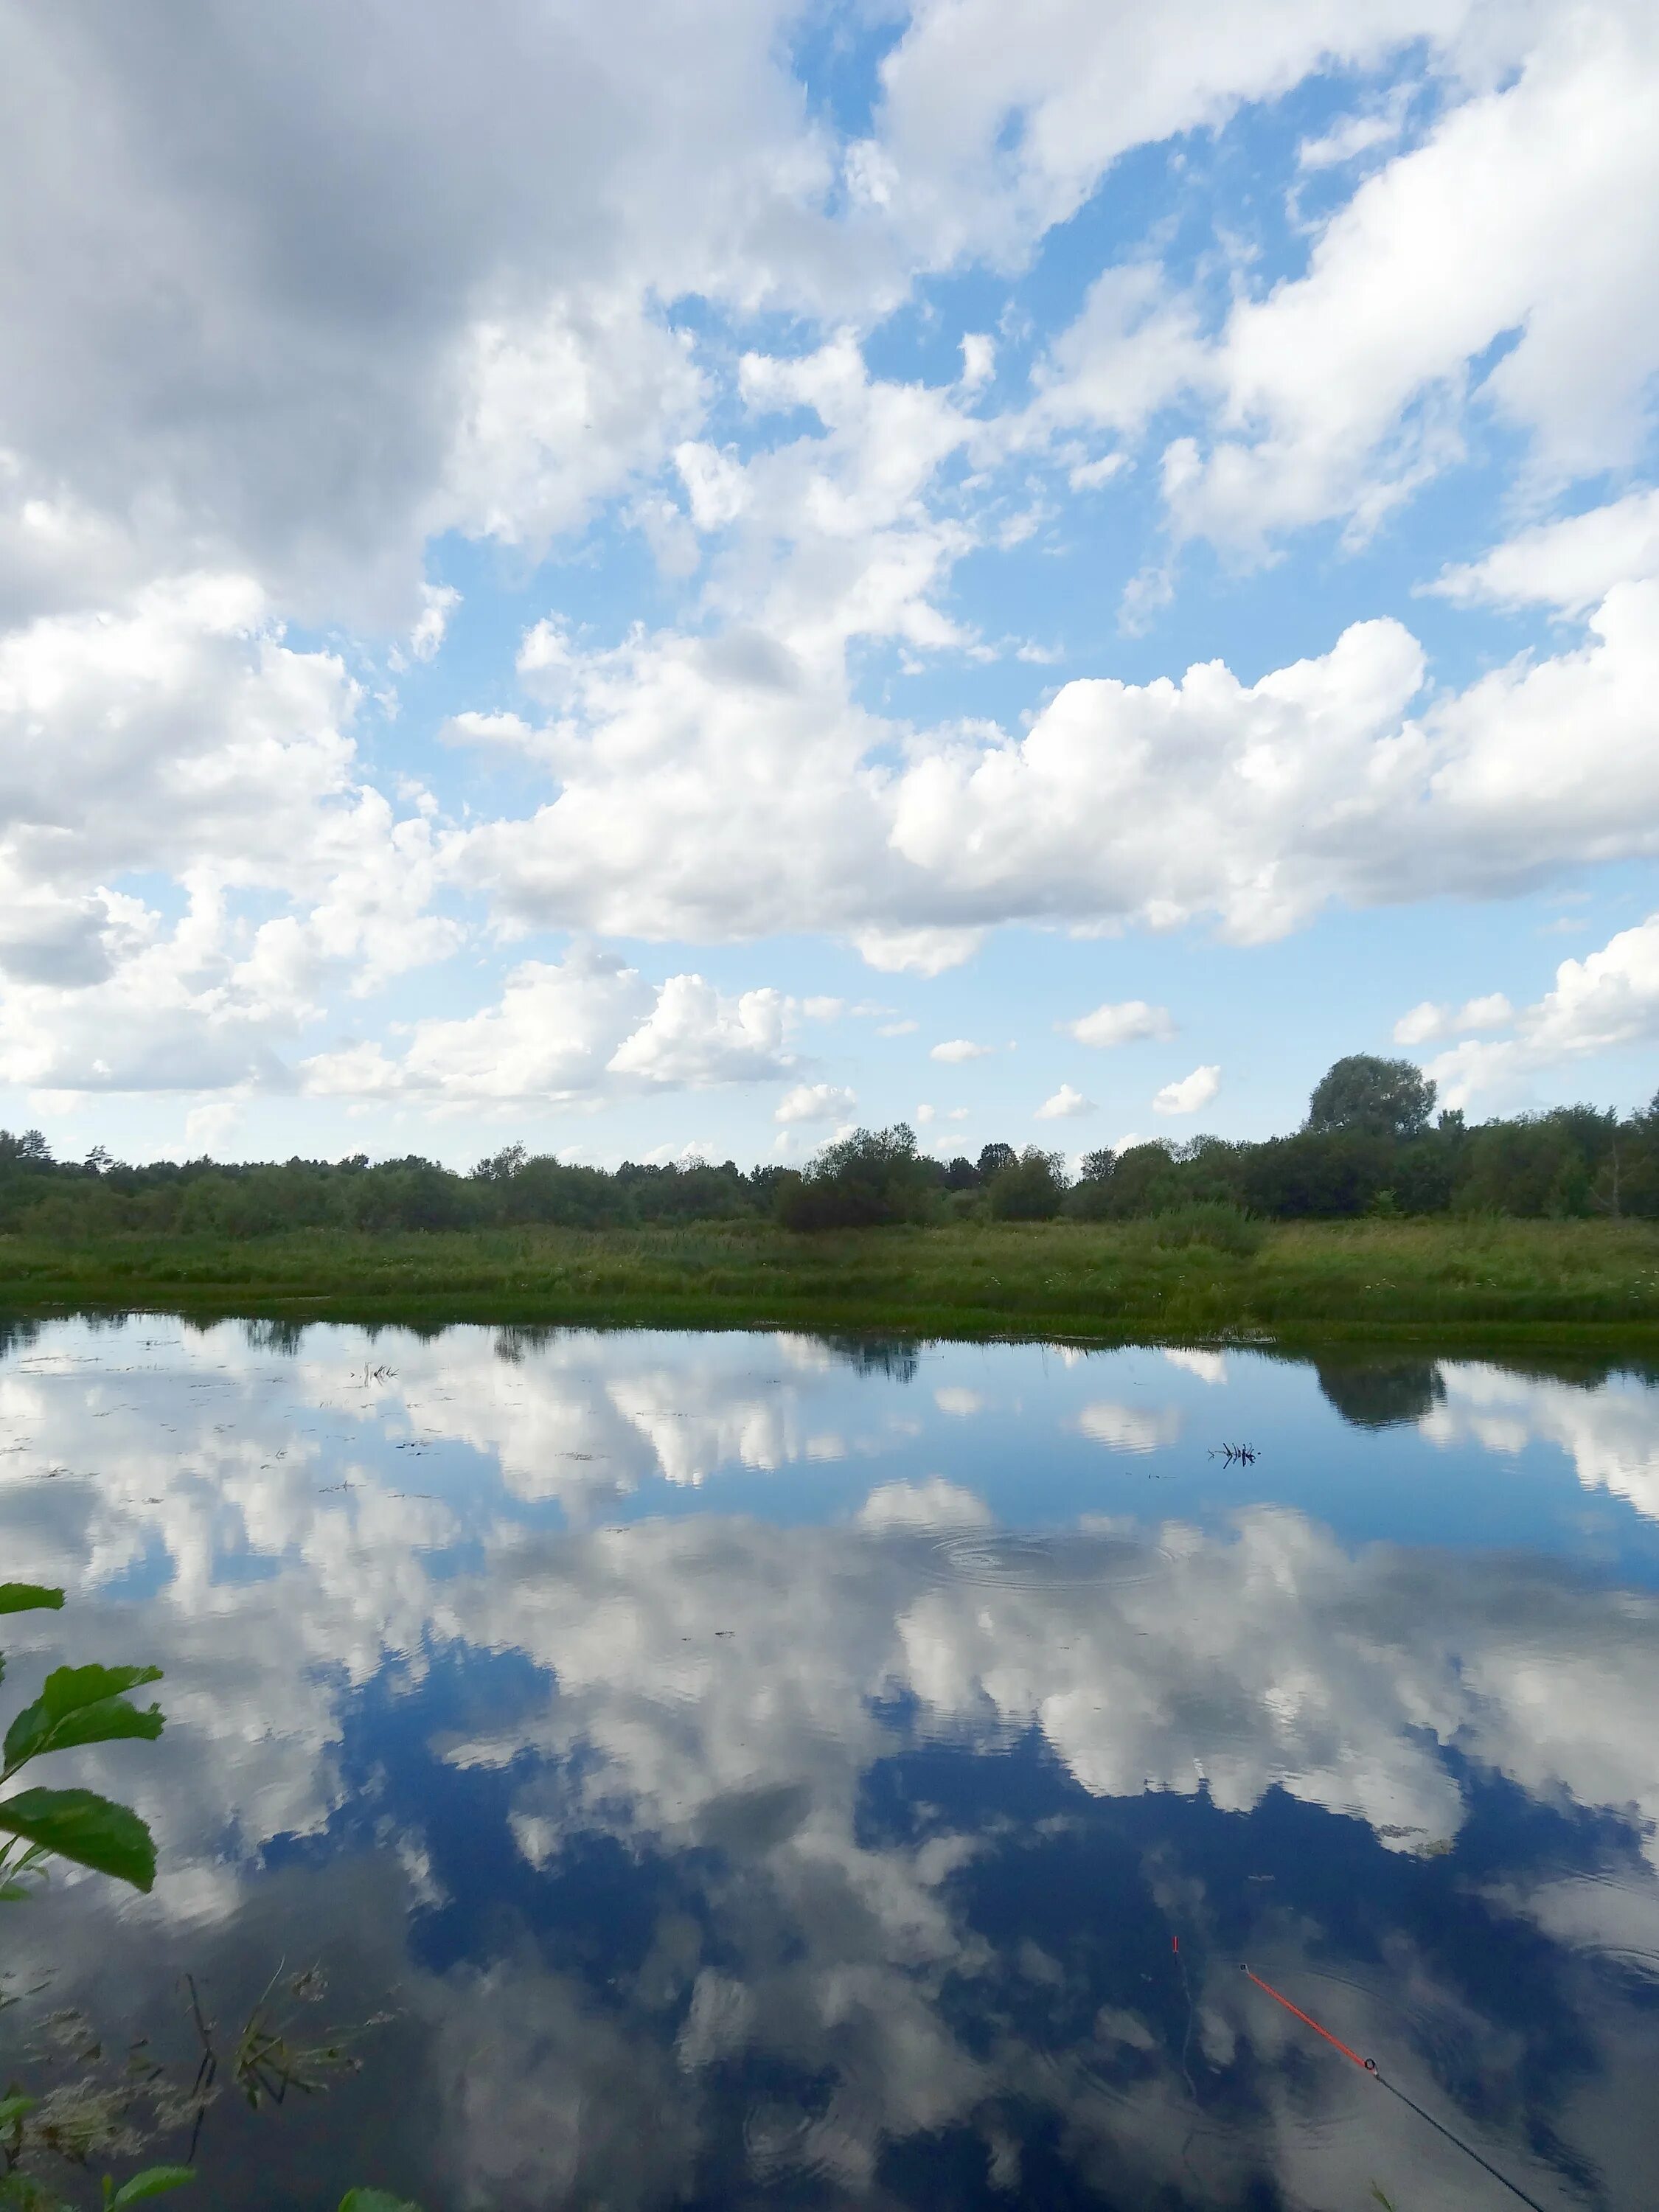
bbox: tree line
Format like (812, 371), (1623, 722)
(0, 1057), (1655, 1239)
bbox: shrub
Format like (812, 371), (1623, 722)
(774, 1125), (934, 1230)
(987, 1148), (1068, 1221)
(1145, 1200), (1265, 1258)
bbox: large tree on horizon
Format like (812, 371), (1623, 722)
(1306, 1054), (1438, 1141)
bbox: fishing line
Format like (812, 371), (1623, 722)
(1241, 1965), (1554, 2212)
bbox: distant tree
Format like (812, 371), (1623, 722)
(775, 1124), (934, 1230)
(987, 1147), (1068, 1221)
(0, 1128), (52, 1164)
(472, 1143), (528, 1182)
(1077, 1148), (1116, 1183)
(1306, 1055), (1436, 1141)
(976, 1141), (1017, 1180)
(942, 1155), (979, 1192)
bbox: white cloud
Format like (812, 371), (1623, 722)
(0, 573), (462, 1092)
(408, 582), (460, 661)
(459, 582), (1659, 969)
(1035, 1082), (1092, 1119)
(1430, 487), (1659, 616)
(181, 1098), (246, 1158)
(1154, 10), (1659, 548)
(1062, 998), (1175, 1048)
(444, 292), (712, 557)
(930, 1038), (995, 1063)
(877, 1019), (919, 1037)
(608, 974), (790, 1087)
(1393, 991), (1514, 1046)
(1296, 95), (1411, 173)
(1426, 911), (1659, 1104)
(441, 709), (540, 751)
(1152, 1062), (1220, 1115)
(855, 927), (986, 977)
(302, 944), (794, 1105)
(958, 333), (995, 390)
(862, 0), (1491, 267)
(7, 1), (1659, 1124)
(0, 3), (863, 623)
(775, 1081), (856, 1125)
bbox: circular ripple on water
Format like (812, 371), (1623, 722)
(1251, 1963), (1486, 2084)
(926, 1528), (1175, 1590)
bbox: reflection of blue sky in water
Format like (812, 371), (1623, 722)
(2, 1316), (1659, 2205)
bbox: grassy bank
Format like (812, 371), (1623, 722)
(1, 1216), (1658, 1351)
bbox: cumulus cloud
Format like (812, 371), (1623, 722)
(7, 0), (1659, 1124)
(302, 944), (794, 1106)
(1152, 1062), (1220, 1115)
(0, 1), (869, 622)
(1425, 912), (1659, 1104)
(774, 1081), (856, 1124)
(860, 0), (1501, 268)
(0, 573), (462, 1091)
(457, 586), (1659, 965)
(928, 1038), (993, 1064)
(1393, 991), (1514, 1046)
(1035, 1082), (1092, 1119)
(1144, 8), (1659, 548)
(1062, 998), (1175, 1048)
(1430, 487), (1659, 616)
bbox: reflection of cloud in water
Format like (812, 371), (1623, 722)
(856, 1477), (991, 1528)
(1163, 1347), (1227, 1385)
(933, 1386), (985, 1416)
(7, 1323), (1659, 2205)
(1426, 1362), (1659, 1520)
(1076, 1399), (1182, 1453)
(0, 1323), (914, 1528)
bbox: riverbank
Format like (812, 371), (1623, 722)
(2, 1217), (1658, 1351)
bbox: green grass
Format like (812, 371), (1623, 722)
(1, 1217), (1658, 1352)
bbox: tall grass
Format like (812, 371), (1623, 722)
(1, 1217), (1658, 1346)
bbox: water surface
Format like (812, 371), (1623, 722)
(3, 1318), (1658, 2208)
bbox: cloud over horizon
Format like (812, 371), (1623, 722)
(1, 0), (1656, 1161)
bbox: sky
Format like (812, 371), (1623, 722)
(1, 0), (1658, 1172)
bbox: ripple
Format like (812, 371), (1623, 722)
(925, 1528), (1174, 1590)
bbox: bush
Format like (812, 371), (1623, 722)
(1062, 1176), (1116, 1222)
(1144, 1200), (1265, 1258)
(774, 1124), (935, 1230)
(987, 1148), (1068, 1221)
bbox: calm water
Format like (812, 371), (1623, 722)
(4, 1320), (1659, 2209)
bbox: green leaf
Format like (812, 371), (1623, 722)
(108, 2168), (194, 2208)
(338, 2192), (423, 2212)
(0, 1586), (63, 1616)
(0, 2093), (37, 2127)
(4, 1666), (164, 1773)
(0, 1787), (156, 1891)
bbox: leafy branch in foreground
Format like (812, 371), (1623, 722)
(0, 1590), (423, 2211)
(0, 1586), (161, 1899)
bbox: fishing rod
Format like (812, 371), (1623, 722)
(1241, 1964), (1555, 2212)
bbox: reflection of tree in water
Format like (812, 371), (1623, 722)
(239, 1319), (310, 1358)
(493, 1325), (561, 1365)
(818, 1335), (920, 1384)
(1315, 1358), (1447, 1430)
(0, 1318), (45, 1363)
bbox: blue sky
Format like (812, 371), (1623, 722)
(1, 0), (1656, 1168)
